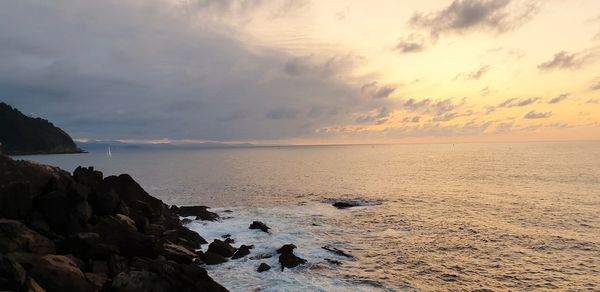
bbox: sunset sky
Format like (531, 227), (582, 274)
(1, 0), (599, 144)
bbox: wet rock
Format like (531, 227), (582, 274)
(249, 253), (272, 260)
(0, 255), (27, 291)
(322, 245), (354, 258)
(27, 255), (91, 292)
(231, 245), (253, 259)
(171, 205), (219, 221)
(0, 219), (56, 254)
(161, 243), (198, 264)
(249, 221), (270, 233)
(332, 201), (361, 209)
(207, 239), (236, 257)
(224, 238), (235, 244)
(277, 244), (307, 271)
(257, 263), (271, 273)
(199, 251), (227, 265)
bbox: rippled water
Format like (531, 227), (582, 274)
(21, 142), (600, 291)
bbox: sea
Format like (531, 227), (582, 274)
(19, 142), (600, 291)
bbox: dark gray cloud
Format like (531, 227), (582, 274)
(409, 0), (537, 38)
(0, 0), (387, 141)
(537, 51), (594, 70)
(524, 110), (551, 119)
(498, 97), (540, 108)
(393, 34), (427, 54)
(591, 80), (600, 91)
(355, 107), (391, 125)
(547, 93), (568, 104)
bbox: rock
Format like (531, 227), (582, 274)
(0, 182), (32, 219)
(0, 154), (72, 198)
(33, 190), (70, 231)
(249, 253), (272, 260)
(110, 270), (172, 292)
(92, 260), (109, 275)
(28, 255), (91, 292)
(224, 238), (234, 244)
(73, 201), (93, 224)
(114, 214), (137, 230)
(321, 245), (354, 258)
(0, 219), (56, 254)
(101, 174), (166, 222)
(68, 182), (90, 203)
(257, 263), (271, 273)
(57, 232), (100, 259)
(175, 226), (207, 249)
(325, 258), (342, 265)
(107, 254), (129, 277)
(73, 166), (103, 188)
(180, 218), (192, 225)
(231, 245), (253, 260)
(85, 272), (108, 291)
(332, 201), (361, 209)
(145, 224), (167, 237)
(277, 244), (307, 271)
(89, 187), (119, 216)
(171, 205), (219, 221)
(145, 259), (227, 292)
(249, 221), (270, 233)
(199, 251), (227, 265)
(92, 216), (158, 258)
(0, 255), (27, 291)
(24, 276), (45, 292)
(207, 239), (236, 258)
(161, 244), (197, 264)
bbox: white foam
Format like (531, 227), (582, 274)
(185, 204), (389, 291)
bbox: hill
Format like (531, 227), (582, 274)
(0, 102), (82, 155)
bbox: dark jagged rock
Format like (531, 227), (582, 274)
(171, 205), (219, 221)
(200, 251), (228, 265)
(0, 154), (228, 291)
(0, 219), (56, 254)
(207, 239), (236, 258)
(0, 102), (83, 155)
(249, 221), (270, 233)
(321, 245), (354, 258)
(257, 263), (271, 273)
(332, 201), (361, 209)
(277, 244), (307, 271)
(249, 253), (272, 260)
(224, 238), (235, 244)
(231, 245), (253, 260)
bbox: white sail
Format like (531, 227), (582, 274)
(107, 146), (112, 158)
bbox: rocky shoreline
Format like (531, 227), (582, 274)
(0, 154), (316, 291)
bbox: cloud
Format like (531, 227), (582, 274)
(547, 93), (568, 104)
(355, 107), (391, 125)
(409, 0), (538, 38)
(361, 82), (396, 99)
(591, 80), (600, 91)
(498, 97), (540, 108)
(587, 99), (599, 104)
(402, 116), (421, 123)
(524, 110), (552, 119)
(537, 50), (597, 71)
(393, 34), (427, 54)
(457, 65), (491, 80)
(0, 0), (390, 141)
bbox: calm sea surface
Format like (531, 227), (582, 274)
(20, 142), (600, 291)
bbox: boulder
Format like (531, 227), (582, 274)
(73, 201), (93, 224)
(0, 219), (56, 254)
(146, 259), (227, 292)
(100, 174), (166, 221)
(33, 190), (70, 231)
(110, 270), (172, 292)
(257, 263), (271, 273)
(176, 226), (207, 249)
(89, 188), (119, 216)
(207, 239), (236, 258)
(277, 244), (307, 271)
(107, 254), (129, 277)
(57, 232), (100, 259)
(73, 166), (103, 188)
(199, 251), (227, 265)
(85, 272), (108, 291)
(171, 205), (219, 221)
(0, 155), (71, 198)
(92, 216), (158, 258)
(231, 245), (252, 260)
(27, 255), (91, 292)
(160, 244), (197, 264)
(249, 221), (270, 233)
(332, 201), (361, 209)
(249, 253), (272, 260)
(0, 182), (32, 219)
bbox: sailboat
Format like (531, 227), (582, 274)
(107, 146), (112, 158)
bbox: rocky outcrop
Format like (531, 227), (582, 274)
(0, 102), (83, 155)
(171, 206), (219, 221)
(277, 244), (307, 271)
(249, 221), (270, 233)
(0, 154), (227, 291)
(257, 263), (271, 273)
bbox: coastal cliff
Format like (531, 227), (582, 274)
(0, 154), (227, 291)
(0, 102), (82, 155)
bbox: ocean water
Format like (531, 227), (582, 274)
(20, 142), (600, 291)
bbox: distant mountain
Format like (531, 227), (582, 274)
(78, 140), (255, 151)
(0, 102), (82, 155)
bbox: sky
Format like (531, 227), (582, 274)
(1, 0), (599, 144)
